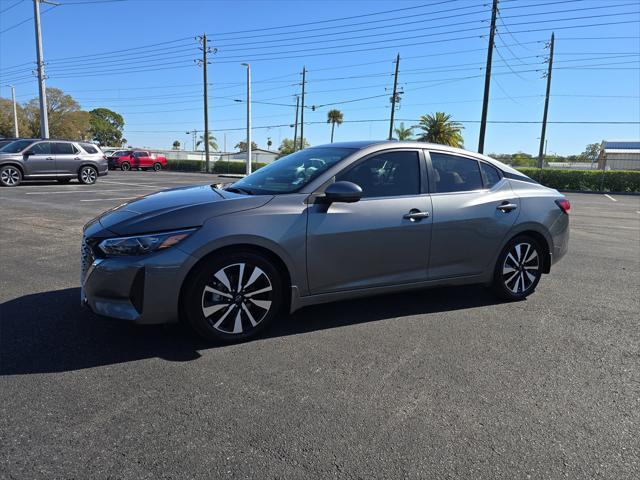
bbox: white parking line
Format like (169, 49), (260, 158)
(99, 180), (165, 188)
(603, 194), (617, 202)
(80, 197), (136, 202)
(25, 187), (157, 195)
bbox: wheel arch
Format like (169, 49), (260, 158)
(502, 226), (552, 274)
(77, 162), (99, 173)
(0, 162), (25, 176)
(178, 243), (293, 321)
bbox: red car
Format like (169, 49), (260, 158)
(107, 149), (167, 171)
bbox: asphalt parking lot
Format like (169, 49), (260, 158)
(1, 171), (639, 479)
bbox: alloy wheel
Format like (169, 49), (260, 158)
(0, 167), (20, 186)
(121, 162), (131, 171)
(81, 167), (97, 184)
(502, 242), (540, 294)
(201, 262), (273, 335)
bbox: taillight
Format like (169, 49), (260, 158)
(555, 199), (570, 214)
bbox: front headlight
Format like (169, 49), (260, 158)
(98, 228), (196, 256)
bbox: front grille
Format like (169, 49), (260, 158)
(80, 237), (95, 283)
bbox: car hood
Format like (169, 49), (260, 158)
(87, 184), (273, 236)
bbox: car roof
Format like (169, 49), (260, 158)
(317, 140), (526, 177)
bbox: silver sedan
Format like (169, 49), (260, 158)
(81, 141), (569, 342)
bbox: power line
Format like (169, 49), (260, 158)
(0, 3), (57, 35)
(0, 0), (25, 15)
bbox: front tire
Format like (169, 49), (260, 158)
(78, 166), (98, 185)
(492, 235), (543, 300)
(120, 162), (131, 171)
(153, 162), (162, 171)
(0, 165), (22, 187)
(183, 251), (284, 342)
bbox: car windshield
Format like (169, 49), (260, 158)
(0, 139), (35, 153)
(230, 147), (356, 194)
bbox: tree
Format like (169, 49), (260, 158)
(172, 140), (181, 150)
(267, 137), (273, 149)
(235, 140), (258, 152)
(0, 97), (31, 138)
(278, 137), (309, 157)
(394, 122), (413, 141)
(196, 132), (218, 151)
(511, 152), (536, 167)
(24, 88), (91, 139)
(415, 112), (464, 148)
(89, 108), (125, 146)
(327, 109), (344, 143)
(582, 143), (601, 164)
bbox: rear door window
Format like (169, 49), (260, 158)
(52, 142), (78, 155)
(429, 152), (483, 193)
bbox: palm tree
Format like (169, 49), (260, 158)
(394, 122), (413, 141)
(327, 109), (344, 143)
(196, 132), (218, 151)
(415, 112), (464, 148)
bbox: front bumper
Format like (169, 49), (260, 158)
(81, 240), (196, 324)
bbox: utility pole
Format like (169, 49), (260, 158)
(242, 63), (252, 175)
(8, 85), (19, 137)
(293, 95), (300, 151)
(185, 129), (198, 151)
(478, 0), (498, 154)
(299, 66), (306, 151)
(388, 53), (400, 140)
(33, 0), (49, 138)
(197, 34), (214, 173)
(538, 32), (555, 169)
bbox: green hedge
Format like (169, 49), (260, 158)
(165, 159), (204, 172)
(165, 159), (267, 174)
(518, 168), (640, 193)
(211, 160), (267, 174)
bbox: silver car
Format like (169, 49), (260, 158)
(81, 141), (569, 342)
(0, 139), (108, 186)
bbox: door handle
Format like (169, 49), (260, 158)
(497, 202), (518, 212)
(74, 157), (81, 161)
(403, 209), (430, 221)
(46, 156), (54, 160)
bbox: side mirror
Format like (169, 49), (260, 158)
(321, 181), (362, 204)
(23, 150), (32, 157)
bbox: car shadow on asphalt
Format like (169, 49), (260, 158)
(1, 286), (502, 375)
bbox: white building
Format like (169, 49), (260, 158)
(598, 141), (640, 170)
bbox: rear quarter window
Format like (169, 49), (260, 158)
(81, 144), (99, 154)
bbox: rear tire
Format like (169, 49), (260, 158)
(183, 251), (284, 342)
(78, 166), (98, 185)
(492, 235), (543, 300)
(153, 162), (162, 171)
(120, 162), (131, 171)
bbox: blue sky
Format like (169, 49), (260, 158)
(1, 0), (639, 154)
